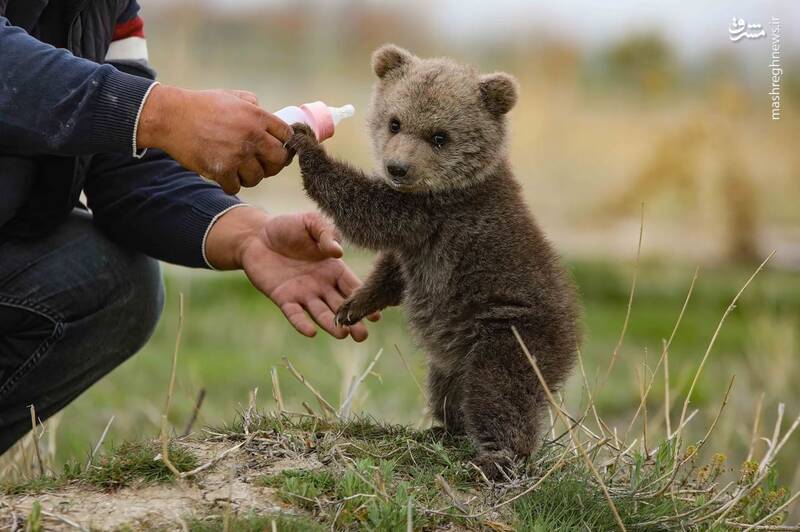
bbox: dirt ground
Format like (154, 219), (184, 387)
(1, 440), (322, 531)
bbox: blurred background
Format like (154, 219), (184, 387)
(5, 0), (800, 497)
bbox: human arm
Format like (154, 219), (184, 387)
(0, 9), (291, 192)
(85, 149), (371, 341)
(118, 0), (291, 193)
(0, 16), (155, 156)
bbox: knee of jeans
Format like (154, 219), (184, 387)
(89, 254), (164, 359)
(121, 255), (165, 354)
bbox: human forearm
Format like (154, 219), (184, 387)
(88, 147), (373, 340)
(85, 149), (242, 268)
(0, 15), (291, 191)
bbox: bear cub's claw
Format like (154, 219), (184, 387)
(334, 297), (365, 327)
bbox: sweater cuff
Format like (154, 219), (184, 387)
(186, 193), (245, 269)
(202, 203), (251, 270)
(132, 81), (160, 158)
(87, 67), (156, 155)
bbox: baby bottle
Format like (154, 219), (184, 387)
(274, 101), (355, 142)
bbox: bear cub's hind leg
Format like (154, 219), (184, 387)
(461, 339), (545, 480)
(428, 366), (466, 436)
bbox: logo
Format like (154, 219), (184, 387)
(728, 17), (766, 42)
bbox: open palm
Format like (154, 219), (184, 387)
(240, 212), (375, 341)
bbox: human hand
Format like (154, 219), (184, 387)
(136, 84), (292, 194)
(205, 206), (378, 341)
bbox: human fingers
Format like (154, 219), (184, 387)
(256, 133), (291, 170)
(215, 170), (241, 195)
(321, 287), (345, 314)
(304, 297), (348, 339)
(347, 321), (369, 342)
(237, 157), (265, 188)
(226, 90), (259, 105)
(262, 161), (284, 178)
(279, 301), (316, 337)
(263, 112), (294, 144)
(321, 287), (370, 341)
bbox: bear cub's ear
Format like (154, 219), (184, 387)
(372, 44), (415, 79)
(479, 73), (518, 116)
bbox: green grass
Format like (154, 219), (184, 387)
(5, 413), (795, 530)
(214, 414), (795, 530)
(23, 501), (43, 532)
(83, 440), (198, 489)
(1, 440), (198, 495)
(6, 256), (799, 496)
(1, 473), (71, 496)
(244, 415), (477, 529)
(266, 463), (416, 529)
(186, 512), (325, 532)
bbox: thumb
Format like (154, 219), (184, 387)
(304, 213), (343, 258)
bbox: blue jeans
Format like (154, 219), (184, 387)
(0, 210), (164, 453)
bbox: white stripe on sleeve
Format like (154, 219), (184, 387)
(105, 36), (149, 62)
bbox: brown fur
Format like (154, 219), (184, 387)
(286, 44), (580, 479)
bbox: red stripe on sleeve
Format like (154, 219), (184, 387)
(113, 16), (145, 41)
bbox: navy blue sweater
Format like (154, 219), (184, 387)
(0, 3), (242, 268)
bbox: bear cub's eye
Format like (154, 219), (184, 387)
(389, 118), (401, 133)
(431, 131), (448, 148)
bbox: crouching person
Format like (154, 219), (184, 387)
(0, 1), (371, 453)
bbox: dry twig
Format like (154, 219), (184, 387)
(339, 348), (384, 418)
(85, 415), (115, 472)
(283, 356), (337, 417)
(160, 292), (184, 478)
(677, 251), (775, 439)
(602, 203), (644, 386)
(28, 405), (44, 477)
(182, 388), (206, 437)
(271, 367), (285, 413)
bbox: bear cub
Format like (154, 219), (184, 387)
(287, 44), (579, 479)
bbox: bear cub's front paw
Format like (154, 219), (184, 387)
(335, 297), (369, 327)
(285, 122), (319, 153)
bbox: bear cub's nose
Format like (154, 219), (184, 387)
(386, 162), (409, 179)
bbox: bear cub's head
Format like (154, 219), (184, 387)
(367, 44), (518, 193)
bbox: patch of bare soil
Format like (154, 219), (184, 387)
(2, 440), (323, 531)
